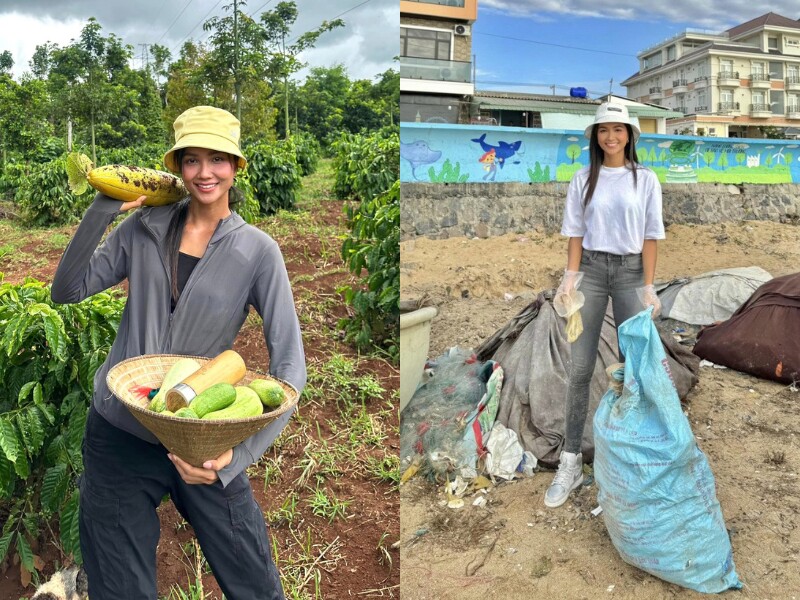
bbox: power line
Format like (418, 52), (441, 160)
(476, 31), (636, 58)
(477, 81), (611, 96)
(170, 0), (225, 55)
(247, 0), (276, 19)
(155, 0), (196, 45)
(287, 0), (375, 45)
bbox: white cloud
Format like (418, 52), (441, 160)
(479, 1), (800, 30)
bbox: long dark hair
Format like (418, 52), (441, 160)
(582, 123), (640, 207)
(164, 148), (244, 303)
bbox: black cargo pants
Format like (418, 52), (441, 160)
(79, 405), (284, 600)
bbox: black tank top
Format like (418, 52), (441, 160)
(171, 252), (201, 311)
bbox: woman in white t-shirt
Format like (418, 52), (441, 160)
(545, 102), (665, 509)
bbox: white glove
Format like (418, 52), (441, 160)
(554, 270), (584, 318)
(636, 284), (661, 319)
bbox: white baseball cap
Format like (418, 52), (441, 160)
(584, 102), (640, 141)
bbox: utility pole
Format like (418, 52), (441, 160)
(139, 43), (150, 72)
(234, 0), (241, 122)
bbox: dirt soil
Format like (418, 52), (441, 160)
(0, 195), (399, 599)
(400, 220), (800, 600)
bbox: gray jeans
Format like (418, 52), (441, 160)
(564, 250), (644, 454)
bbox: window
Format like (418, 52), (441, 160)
(401, 27), (452, 60)
(788, 65), (800, 83)
(720, 59), (733, 75)
(695, 61), (707, 80)
(752, 91), (766, 105)
(667, 45), (676, 61)
(752, 62), (765, 76)
(768, 37), (778, 50)
(720, 90), (733, 103)
(643, 53), (662, 70)
(789, 94), (800, 110)
(788, 38), (800, 47)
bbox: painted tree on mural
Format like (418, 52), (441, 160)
(566, 143), (581, 164)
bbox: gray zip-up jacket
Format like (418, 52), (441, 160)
(51, 194), (306, 487)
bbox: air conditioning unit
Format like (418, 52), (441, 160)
(454, 24), (471, 36)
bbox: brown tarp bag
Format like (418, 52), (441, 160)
(693, 272), (800, 384)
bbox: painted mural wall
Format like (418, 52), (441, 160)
(400, 123), (800, 184)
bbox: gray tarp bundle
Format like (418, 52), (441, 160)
(476, 292), (700, 468)
(656, 266), (772, 325)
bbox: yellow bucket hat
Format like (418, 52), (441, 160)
(163, 106), (247, 173)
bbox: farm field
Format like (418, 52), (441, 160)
(0, 160), (399, 599)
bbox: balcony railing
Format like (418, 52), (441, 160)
(788, 105), (800, 117)
(672, 79), (688, 87)
(649, 86), (662, 93)
(403, 0), (466, 5)
(400, 56), (472, 83)
(717, 102), (740, 111)
(750, 103), (771, 115)
(749, 73), (770, 82)
(787, 75), (800, 84)
(676, 106), (688, 113)
(694, 105), (708, 112)
(694, 76), (708, 82)
(717, 71), (739, 82)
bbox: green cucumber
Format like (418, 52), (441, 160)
(202, 386), (263, 420)
(189, 383), (237, 418)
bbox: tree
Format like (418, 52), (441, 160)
(163, 41), (276, 142)
(566, 144), (581, 163)
(0, 50), (13, 74)
(260, 1), (344, 139)
(48, 19), (135, 163)
(291, 64), (349, 142)
(203, 0), (272, 122)
(0, 74), (53, 163)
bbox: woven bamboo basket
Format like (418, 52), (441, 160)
(106, 354), (298, 467)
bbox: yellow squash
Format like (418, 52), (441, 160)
(66, 152), (187, 206)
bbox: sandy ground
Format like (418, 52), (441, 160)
(400, 220), (800, 600)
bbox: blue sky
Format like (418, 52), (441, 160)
(473, 1), (800, 98)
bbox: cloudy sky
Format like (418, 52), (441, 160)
(0, 0), (397, 82)
(474, 1), (800, 97)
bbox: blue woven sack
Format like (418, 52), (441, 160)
(593, 309), (742, 593)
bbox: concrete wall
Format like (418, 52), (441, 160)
(401, 182), (800, 239)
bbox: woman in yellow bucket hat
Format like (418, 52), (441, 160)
(52, 105), (305, 599)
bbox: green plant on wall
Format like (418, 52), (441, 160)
(637, 147), (648, 163)
(703, 150), (715, 167)
(718, 152), (729, 168)
(428, 159), (468, 183)
(765, 153), (774, 167)
(566, 144), (582, 164)
(527, 161), (551, 182)
(658, 149), (667, 164)
(736, 152), (746, 165)
(786, 152), (794, 166)
(648, 147), (657, 164)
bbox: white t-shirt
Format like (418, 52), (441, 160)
(560, 164), (665, 255)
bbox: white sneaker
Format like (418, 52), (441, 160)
(544, 451), (584, 508)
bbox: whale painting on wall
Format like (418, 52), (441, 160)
(400, 122), (800, 185)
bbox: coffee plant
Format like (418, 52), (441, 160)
(0, 275), (125, 576)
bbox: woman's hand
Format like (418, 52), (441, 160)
(119, 195), (147, 212)
(168, 448), (233, 485)
(637, 284), (662, 319)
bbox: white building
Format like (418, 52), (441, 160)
(622, 12), (800, 138)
